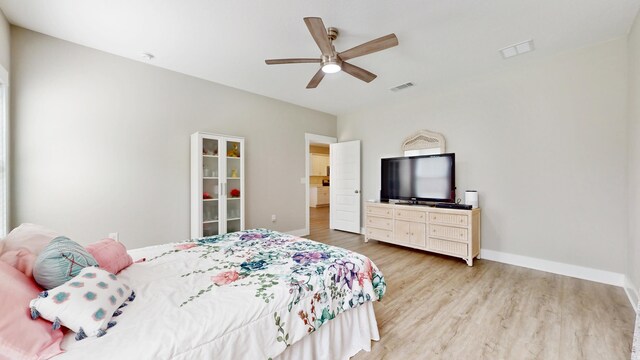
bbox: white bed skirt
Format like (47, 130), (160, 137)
(276, 302), (380, 360)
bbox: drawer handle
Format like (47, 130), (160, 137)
(460, 219), (464, 223)
(460, 233), (464, 237)
(433, 229), (436, 233)
(433, 216), (436, 220)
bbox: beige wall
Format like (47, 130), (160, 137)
(0, 10), (9, 70)
(10, 27), (336, 248)
(338, 39), (629, 273)
(628, 12), (640, 299)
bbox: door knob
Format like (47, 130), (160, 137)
(354, 190), (359, 194)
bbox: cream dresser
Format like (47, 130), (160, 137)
(365, 202), (481, 266)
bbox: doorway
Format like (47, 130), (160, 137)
(304, 133), (336, 236)
(309, 143), (330, 233)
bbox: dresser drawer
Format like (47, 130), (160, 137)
(429, 224), (468, 242)
(428, 237), (468, 256)
(366, 205), (392, 218)
(366, 227), (393, 241)
(367, 216), (393, 230)
(429, 212), (468, 226)
(394, 209), (426, 222)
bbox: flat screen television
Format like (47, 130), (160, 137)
(380, 153), (455, 203)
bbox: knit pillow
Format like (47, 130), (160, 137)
(33, 236), (98, 289)
(29, 267), (135, 340)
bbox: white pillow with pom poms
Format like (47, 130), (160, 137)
(29, 267), (135, 340)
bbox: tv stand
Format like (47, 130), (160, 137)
(365, 202), (481, 266)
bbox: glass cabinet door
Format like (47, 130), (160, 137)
(225, 139), (242, 233)
(202, 138), (220, 236)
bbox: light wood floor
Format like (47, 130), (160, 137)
(308, 207), (635, 359)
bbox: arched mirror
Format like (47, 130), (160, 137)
(401, 130), (446, 156)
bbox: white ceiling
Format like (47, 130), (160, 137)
(1, 0), (639, 115)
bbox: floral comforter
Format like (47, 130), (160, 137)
(56, 229), (386, 360)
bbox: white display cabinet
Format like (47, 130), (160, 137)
(190, 132), (245, 238)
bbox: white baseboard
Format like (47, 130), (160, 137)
(286, 228), (309, 237)
(480, 249), (625, 287)
(625, 277), (639, 313)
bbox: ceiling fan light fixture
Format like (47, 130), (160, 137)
(321, 55), (341, 74)
(322, 62), (341, 74)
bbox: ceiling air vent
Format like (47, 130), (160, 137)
(390, 82), (415, 92)
(500, 39), (535, 59)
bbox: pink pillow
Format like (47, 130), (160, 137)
(0, 223), (60, 256)
(0, 249), (37, 277)
(85, 238), (133, 274)
(0, 261), (64, 360)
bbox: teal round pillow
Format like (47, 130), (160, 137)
(33, 236), (98, 289)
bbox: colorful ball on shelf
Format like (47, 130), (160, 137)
(203, 192), (212, 199)
(230, 189), (240, 197)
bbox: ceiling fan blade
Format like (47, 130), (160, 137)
(265, 58), (321, 65)
(306, 68), (325, 89)
(341, 62), (377, 83)
(338, 34), (398, 61)
(304, 17), (333, 56)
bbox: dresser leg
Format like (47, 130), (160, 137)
(364, 237), (369, 243)
(466, 258), (473, 266)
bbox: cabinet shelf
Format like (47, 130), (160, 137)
(202, 220), (219, 224)
(203, 198), (218, 202)
(203, 177), (219, 180)
(203, 155), (218, 158)
(227, 217), (241, 221)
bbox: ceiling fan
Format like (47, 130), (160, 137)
(265, 17), (399, 89)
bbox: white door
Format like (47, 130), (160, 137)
(330, 140), (361, 233)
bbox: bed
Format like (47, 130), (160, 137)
(53, 229), (386, 359)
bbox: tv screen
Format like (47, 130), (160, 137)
(380, 153), (455, 203)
